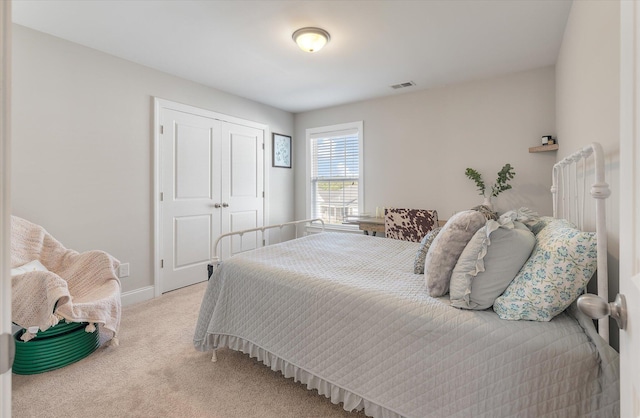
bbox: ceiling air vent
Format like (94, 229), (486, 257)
(390, 81), (416, 90)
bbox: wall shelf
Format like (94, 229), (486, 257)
(529, 143), (559, 153)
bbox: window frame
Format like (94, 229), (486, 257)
(305, 121), (364, 231)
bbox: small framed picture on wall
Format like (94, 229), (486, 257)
(272, 133), (292, 168)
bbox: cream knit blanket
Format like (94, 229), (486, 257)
(11, 216), (121, 342)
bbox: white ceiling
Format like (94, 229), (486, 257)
(12, 0), (572, 113)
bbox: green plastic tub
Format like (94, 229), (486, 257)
(12, 321), (99, 375)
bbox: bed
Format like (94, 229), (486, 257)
(194, 143), (619, 418)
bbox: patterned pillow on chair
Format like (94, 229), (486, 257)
(385, 208), (438, 242)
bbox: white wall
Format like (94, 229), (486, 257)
(555, 0), (620, 349)
(295, 67), (557, 223)
(12, 25), (295, 296)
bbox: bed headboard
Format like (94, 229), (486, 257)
(551, 142), (611, 341)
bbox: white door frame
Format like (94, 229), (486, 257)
(619, 0), (640, 415)
(153, 98), (270, 297)
(0, 0), (11, 416)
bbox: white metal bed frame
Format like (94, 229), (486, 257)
(209, 218), (324, 266)
(551, 142), (611, 341)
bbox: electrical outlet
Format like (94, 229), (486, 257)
(118, 263), (130, 278)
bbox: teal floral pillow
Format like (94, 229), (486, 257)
(493, 219), (597, 321)
(413, 227), (442, 274)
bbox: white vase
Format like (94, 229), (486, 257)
(482, 196), (493, 210)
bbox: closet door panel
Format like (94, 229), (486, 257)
(220, 122), (264, 259)
(160, 109), (220, 293)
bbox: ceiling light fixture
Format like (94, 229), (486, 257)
(292, 27), (331, 53)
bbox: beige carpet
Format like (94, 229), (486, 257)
(12, 282), (366, 418)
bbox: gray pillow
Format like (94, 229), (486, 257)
(449, 221), (535, 310)
(413, 227), (442, 274)
(424, 210), (487, 297)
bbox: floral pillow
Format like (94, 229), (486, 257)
(493, 219), (597, 321)
(413, 227), (442, 274)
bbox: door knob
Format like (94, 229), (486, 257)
(222, 203), (229, 208)
(577, 293), (627, 330)
(213, 203), (221, 208)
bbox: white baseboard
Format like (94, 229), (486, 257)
(121, 285), (155, 307)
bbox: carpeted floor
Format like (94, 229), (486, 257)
(12, 281), (366, 417)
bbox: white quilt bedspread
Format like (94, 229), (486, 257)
(194, 233), (619, 418)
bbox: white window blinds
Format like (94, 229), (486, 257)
(309, 126), (361, 225)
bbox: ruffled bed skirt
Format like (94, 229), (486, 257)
(197, 334), (404, 418)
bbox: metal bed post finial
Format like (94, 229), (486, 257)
(588, 142), (611, 341)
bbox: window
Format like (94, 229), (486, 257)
(306, 121), (363, 227)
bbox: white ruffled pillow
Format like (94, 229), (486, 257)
(449, 220), (535, 310)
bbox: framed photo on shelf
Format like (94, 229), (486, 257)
(272, 133), (292, 168)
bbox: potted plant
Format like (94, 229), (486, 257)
(465, 163), (516, 209)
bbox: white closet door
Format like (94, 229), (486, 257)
(220, 122), (264, 259)
(157, 102), (266, 294)
(160, 109), (221, 293)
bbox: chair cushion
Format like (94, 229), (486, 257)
(385, 208), (438, 242)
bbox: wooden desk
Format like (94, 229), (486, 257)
(345, 216), (385, 236)
(346, 217), (447, 237)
